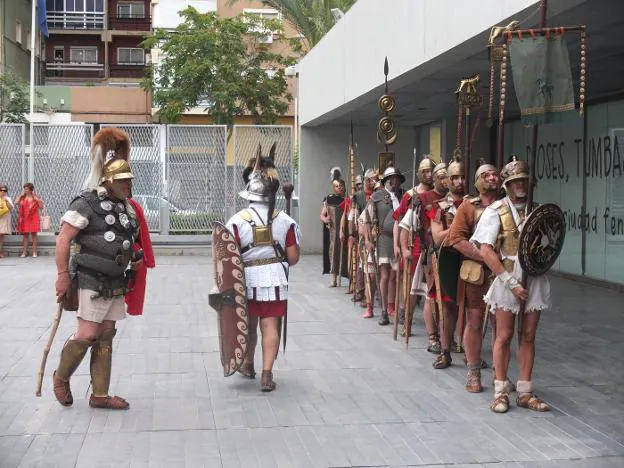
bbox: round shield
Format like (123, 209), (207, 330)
(518, 203), (566, 276)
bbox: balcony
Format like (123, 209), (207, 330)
(110, 63), (147, 79)
(109, 15), (151, 32)
(47, 11), (104, 30)
(45, 62), (105, 79)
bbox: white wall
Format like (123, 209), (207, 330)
(300, 124), (416, 253)
(298, 0), (587, 126)
(152, 0), (217, 29)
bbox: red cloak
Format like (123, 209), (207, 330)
(125, 198), (156, 316)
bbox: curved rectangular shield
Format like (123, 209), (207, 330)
(209, 222), (250, 377)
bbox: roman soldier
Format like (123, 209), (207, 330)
(341, 168), (377, 307)
(427, 157), (466, 369)
(393, 156), (435, 333)
(470, 156), (551, 414)
(400, 161), (449, 351)
(320, 167), (348, 287)
(226, 146), (301, 392)
(361, 165), (405, 325)
(53, 127), (142, 410)
(445, 159), (501, 392)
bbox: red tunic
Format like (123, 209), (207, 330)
(232, 223), (297, 318)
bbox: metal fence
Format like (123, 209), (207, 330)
(0, 123), (292, 234)
(0, 124), (25, 232)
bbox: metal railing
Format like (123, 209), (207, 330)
(0, 124), (293, 235)
(47, 11), (105, 30)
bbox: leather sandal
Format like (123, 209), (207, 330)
(433, 352), (452, 369)
(465, 369), (483, 393)
(490, 394), (510, 413)
(238, 362), (256, 379)
(53, 371), (73, 407)
(89, 395), (130, 410)
(516, 393), (551, 412)
(260, 370), (276, 392)
(463, 357), (489, 369)
(427, 339), (441, 354)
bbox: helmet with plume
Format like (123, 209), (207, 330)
(84, 127), (133, 191)
(243, 142), (277, 184)
(239, 143), (280, 202)
(329, 166), (343, 182)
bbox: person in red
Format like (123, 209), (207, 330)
(225, 148), (301, 392)
(394, 157), (435, 334)
(429, 157), (466, 369)
(16, 182), (44, 257)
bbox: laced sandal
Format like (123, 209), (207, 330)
(260, 370), (276, 392)
(427, 336), (441, 354)
(516, 393), (551, 412)
(490, 394), (510, 413)
(465, 369), (483, 393)
(433, 352), (452, 369)
(237, 362), (256, 379)
(89, 395), (130, 410)
(452, 341), (465, 354)
(463, 357), (489, 369)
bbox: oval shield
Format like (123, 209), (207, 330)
(209, 222), (249, 377)
(518, 203), (566, 276)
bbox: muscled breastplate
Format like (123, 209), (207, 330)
(495, 202), (525, 257)
(72, 193), (138, 289)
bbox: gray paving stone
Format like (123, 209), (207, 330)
(2, 255), (624, 467)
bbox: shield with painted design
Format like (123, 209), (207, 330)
(208, 222), (250, 377)
(518, 203), (566, 276)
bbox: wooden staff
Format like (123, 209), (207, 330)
(36, 303), (63, 396)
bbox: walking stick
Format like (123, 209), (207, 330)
(36, 302), (63, 396)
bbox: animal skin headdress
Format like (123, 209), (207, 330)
(84, 127), (132, 191)
(239, 142), (280, 202)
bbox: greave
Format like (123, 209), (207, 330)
(90, 329), (116, 397)
(56, 337), (92, 382)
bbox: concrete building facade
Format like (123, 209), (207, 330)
(297, 0), (624, 287)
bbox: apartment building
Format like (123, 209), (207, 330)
(44, 0), (151, 84)
(0, 0), (45, 81)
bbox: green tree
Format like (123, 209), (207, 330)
(141, 7), (295, 125)
(228, 0), (358, 50)
(0, 71), (30, 123)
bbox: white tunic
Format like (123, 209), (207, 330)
(470, 197), (551, 314)
(226, 203), (300, 301)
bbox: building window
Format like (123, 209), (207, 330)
(47, 0), (104, 13)
(70, 46), (98, 63)
(117, 48), (144, 65)
(26, 30), (31, 50)
(243, 8), (281, 43)
(117, 2), (145, 18)
(16, 21), (23, 44)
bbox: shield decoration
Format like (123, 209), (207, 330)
(208, 222), (249, 377)
(437, 246), (462, 302)
(518, 203), (566, 276)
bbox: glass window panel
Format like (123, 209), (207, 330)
(96, 0), (103, 11)
(75, 0), (84, 11)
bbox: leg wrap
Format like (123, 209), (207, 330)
(56, 337), (92, 381)
(90, 328), (116, 397)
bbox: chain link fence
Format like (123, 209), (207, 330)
(166, 125), (228, 232)
(0, 123), (292, 235)
(0, 124), (25, 232)
(232, 125), (294, 214)
(33, 124), (94, 232)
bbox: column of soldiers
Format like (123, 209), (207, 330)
(324, 155), (551, 414)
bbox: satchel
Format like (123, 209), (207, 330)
(41, 207), (51, 231)
(459, 259), (485, 286)
(0, 199), (8, 218)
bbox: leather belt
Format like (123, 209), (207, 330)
(243, 257), (284, 268)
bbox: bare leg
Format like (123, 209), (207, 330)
(239, 316), (259, 378)
(32, 232), (38, 256)
(22, 234), (28, 255)
(464, 307), (485, 366)
(517, 310), (541, 381)
(260, 317), (280, 372)
(387, 269), (396, 313)
(493, 309), (514, 382)
(0, 233), (4, 256)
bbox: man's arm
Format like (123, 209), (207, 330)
(320, 205), (329, 223)
(431, 219), (449, 247)
(453, 239), (483, 262)
(55, 222), (81, 302)
(479, 241), (528, 301)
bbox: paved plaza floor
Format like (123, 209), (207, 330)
(1, 254), (623, 468)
